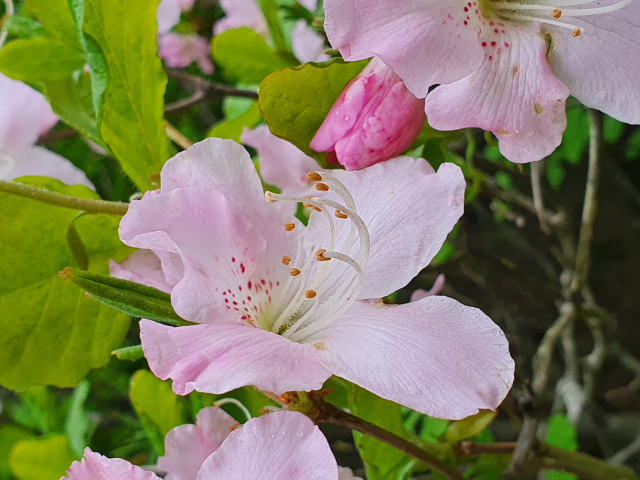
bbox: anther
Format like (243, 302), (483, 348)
(572, 27), (581, 36)
(284, 222), (295, 231)
(303, 202), (322, 212)
(315, 183), (330, 192)
(335, 209), (348, 219)
(551, 8), (561, 18)
(307, 172), (322, 182)
(305, 289), (317, 298)
(282, 256), (291, 265)
(316, 249), (331, 262)
(290, 268), (301, 276)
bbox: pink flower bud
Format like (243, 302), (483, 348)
(310, 57), (425, 171)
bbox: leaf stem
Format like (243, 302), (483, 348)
(0, 179), (129, 215)
(0, 0), (15, 51)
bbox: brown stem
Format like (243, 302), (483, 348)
(165, 68), (259, 105)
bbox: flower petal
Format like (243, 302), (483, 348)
(323, 0), (484, 97)
(307, 297), (514, 419)
(546, 2), (640, 124)
(140, 320), (331, 395)
(157, 0), (182, 34)
(305, 157), (465, 300)
(64, 448), (161, 480)
(159, 407), (238, 480)
(8, 146), (94, 189)
(425, 25), (570, 164)
(196, 411), (338, 480)
(215, 0), (268, 36)
(292, 20), (330, 64)
(109, 250), (175, 293)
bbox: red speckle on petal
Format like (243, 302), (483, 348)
(482, 41), (487, 47)
(231, 257), (236, 263)
(240, 263), (246, 273)
(491, 41), (497, 46)
(260, 279), (266, 285)
(248, 281), (252, 290)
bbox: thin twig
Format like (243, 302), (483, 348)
(0, 179), (128, 215)
(165, 68), (259, 105)
(610, 431), (640, 466)
(531, 160), (550, 233)
(165, 122), (194, 150)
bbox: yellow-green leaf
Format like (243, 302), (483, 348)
(445, 409), (497, 444)
(9, 435), (76, 480)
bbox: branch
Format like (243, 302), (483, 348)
(531, 160), (550, 233)
(165, 121), (194, 150)
(0, 179), (129, 215)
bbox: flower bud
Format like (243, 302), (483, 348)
(310, 57), (425, 171)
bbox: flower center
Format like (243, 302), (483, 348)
(480, 0), (633, 36)
(264, 172), (370, 342)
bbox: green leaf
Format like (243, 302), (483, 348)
(83, 0), (169, 190)
(0, 177), (131, 390)
(0, 426), (33, 475)
(14, 386), (63, 434)
(61, 267), (190, 326)
(546, 153), (566, 190)
(259, 59), (368, 166)
(64, 380), (91, 458)
(545, 414), (578, 480)
(2, 16), (46, 40)
(25, 0), (82, 48)
(348, 386), (414, 480)
(445, 410), (496, 444)
(112, 345), (144, 361)
(67, 214), (90, 270)
(419, 416), (449, 443)
(0, 37), (85, 83)
(208, 102), (262, 142)
(603, 115), (626, 144)
(213, 28), (298, 84)
(259, 0), (288, 52)
(9, 435), (76, 480)
(129, 370), (187, 456)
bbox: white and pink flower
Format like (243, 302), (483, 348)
(118, 138), (514, 420)
(323, 0), (640, 163)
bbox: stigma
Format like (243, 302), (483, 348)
(264, 172), (371, 341)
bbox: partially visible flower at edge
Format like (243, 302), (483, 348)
(323, 0), (640, 164)
(310, 57), (426, 171)
(410, 273), (446, 302)
(118, 137), (515, 420)
(159, 34), (214, 75)
(0, 73), (93, 188)
(157, 0), (195, 35)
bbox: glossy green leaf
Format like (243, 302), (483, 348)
(259, 59), (368, 166)
(545, 414), (578, 480)
(83, 0), (169, 190)
(208, 102), (262, 142)
(25, 0), (82, 47)
(0, 178), (131, 390)
(129, 370), (187, 455)
(445, 409), (496, 444)
(9, 435), (76, 480)
(348, 386), (414, 480)
(0, 426), (33, 475)
(2, 16), (46, 39)
(0, 37), (85, 83)
(213, 28), (297, 84)
(61, 267), (190, 326)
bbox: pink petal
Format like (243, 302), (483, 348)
(159, 34), (214, 75)
(64, 448), (161, 480)
(159, 407), (238, 480)
(299, 0), (317, 11)
(323, 0), (484, 98)
(196, 411), (338, 480)
(241, 125), (320, 196)
(38, 103), (59, 136)
(140, 320), (331, 395)
(292, 20), (330, 64)
(305, 158), (465, 300)
(339, 467), (363, 480)
(7, 146), (93, 189)
(214, 0), (268, 37)
(157, 0), (182, 34)
(310, 57), (425, 170)
(546, 3), (640, 124)
(308, 297), (514, 419)
(410, 273), (446, 302)
(425, 25), (570, 164)
(109, 250), (176, 293)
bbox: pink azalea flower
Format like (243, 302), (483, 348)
(157, 0), (195, 35)
(0, 73), (93, 188)
(310, 57), (426, 171)
(63, 448), (161, 480)
(214, 0), (269, 37)
(323, 0), (640, 164)
(159, 34), (215, 75)
(158, 406), (238, 480)
(292, 20), (331, 64)
(110, 249), (184, 293)
(119, 138), (514, 420)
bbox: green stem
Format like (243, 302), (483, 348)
(0, 179), (129, 215)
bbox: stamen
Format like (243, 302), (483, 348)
(315, 183), (330, 192)
(284, 222), (295, 231)
(335, 210), (348, 219)
(290, 268), (301, 276)
(307, 172), (322, 182)
(305, 289), (317, 298)
(282, 256), (291, 265)
(572, 27), (581, 36)
(316, 249), (331, 261)
(551, 8), (562, 18)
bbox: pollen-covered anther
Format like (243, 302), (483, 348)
(551, 8), (561, 18)
(335, 209), (348, 219)
(303, 202), (322, 212)
(572, 27), (581, 37)
(305, 289), (317, 299)
(282, 256), (291, 265)
(284, 222), (296, 231)
(315, 183), (330, 192)
(307, 172), (322, 182)
(316, 249), (331, 262)
(289, 268), (301, 276)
